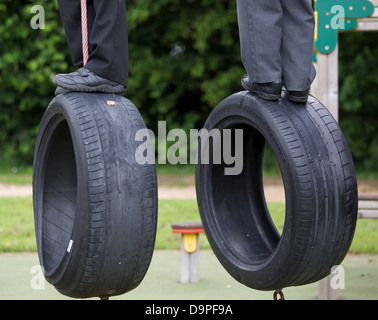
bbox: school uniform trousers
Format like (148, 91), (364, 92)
(57, 0), (129, 87)
(237, 0), (316, 91)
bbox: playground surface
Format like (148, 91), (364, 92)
(1, 250), (377, 300)
(1, 176), (377, 300)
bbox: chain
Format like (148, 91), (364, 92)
(81, 0), (89, 65)
(273, 289), (285, 300)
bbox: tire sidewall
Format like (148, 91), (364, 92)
(34, 93), (158, 298)
(196, 92), (315, 290)
(33, 94), (90, 286)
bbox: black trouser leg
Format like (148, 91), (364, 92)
(280, 0), (316, 91)
(86, 0), (129, 86)
(57, 0), (83, 67)
(57, 0), (129, 87)
(237, 0), (316, 90)
(237, 0), (283, 84)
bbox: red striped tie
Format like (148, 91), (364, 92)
(81, 0), (89, 66)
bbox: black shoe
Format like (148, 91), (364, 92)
(287, 89), (310, 103)
(53, 67), (126, 95)
(241, 75), (282, 101)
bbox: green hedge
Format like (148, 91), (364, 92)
(339, 32), (378, 174)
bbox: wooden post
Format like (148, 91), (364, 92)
(180, 234), (200, 283)
(314, 1), (378, 299)
(311, 45), (339, 122)
(171, 222), (205, 284)
(318, 275), (339, 300)
(356, 0), (378, 31)
(313, 47), (340, 300)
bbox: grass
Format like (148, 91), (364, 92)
(157, 199), (208, 250)
(156, 164), (195, 176)
(0, 197), (284, 252)
(350, 219), (378, 253)
(0, 166), (33, 185)
(0, 197), (36, 252)
(1, 196), (377, 254)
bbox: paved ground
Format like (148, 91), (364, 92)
(1, 251), (378, 300)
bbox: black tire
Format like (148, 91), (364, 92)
(195, 91), (358, 291)
(33, 92), (157, 298)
